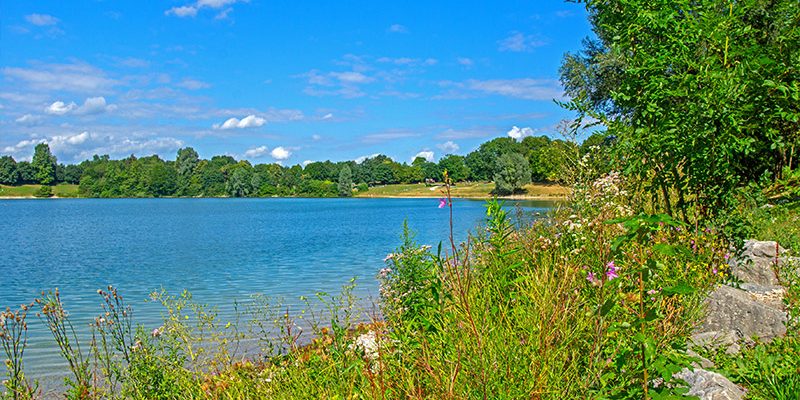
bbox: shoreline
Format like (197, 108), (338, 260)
(0, 194), (567, 200)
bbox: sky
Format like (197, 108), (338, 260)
(0, 1), (594, 166)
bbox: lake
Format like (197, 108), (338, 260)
(0, 197), (554, 378)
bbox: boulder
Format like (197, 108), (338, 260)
(674, 369), (746, 400)
(730, 240), (785, 286)
(695, 285), (787, 350)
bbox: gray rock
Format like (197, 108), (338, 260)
(674, 368), (745, 400)
(696, 285), (787, 350)
(730, 240), (786, 286)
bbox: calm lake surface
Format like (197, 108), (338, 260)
(0, 197), (554, 378)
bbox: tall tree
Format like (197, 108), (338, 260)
(31, 143), (56, 185)
(337, 165), (353, 197)
(0, 155), (19, 185)
(494, 153), (532, 195)
(175, 147), (200, 176)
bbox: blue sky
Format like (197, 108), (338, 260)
(0, 1), (593, 165)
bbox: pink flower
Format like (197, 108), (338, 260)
(586, 272), (598, 284)
(438, 198), (447, 208)
(606, 261), (618, 281)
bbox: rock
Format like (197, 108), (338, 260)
(674, 368), (746, 400)
(731, 240), (785, 286)
(695, 285), (787, 351)
(738, 283), (786, 309)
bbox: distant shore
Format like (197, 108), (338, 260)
(0, 182), (569, 200)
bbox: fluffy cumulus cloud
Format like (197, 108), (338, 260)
(213, 115), (266, 130)
(507, 126), (535, 140)
(355, 153), (381, 164)
(44, 97), (116, 116)
(77, 97), (117, 115)
(243, 145), (269, 158)
(436, 141), (460, 154)
(2, 132), (183, 162)
(45, 101), (77, 115)
(413, 150), (435, 162)
(25, 14), (59, 26)
(270, 146), (291, 160)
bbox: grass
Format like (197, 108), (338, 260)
(0, 184), (80, 198)
(355, 181), (569, 199)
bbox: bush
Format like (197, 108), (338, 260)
(33, 185), (52, 198)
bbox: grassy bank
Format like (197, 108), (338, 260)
(356, 181), (569, 199)
(0, 184), (80, 198)
(3, 174), (771, 399)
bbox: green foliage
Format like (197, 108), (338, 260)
(0, 156), (19, 185)
(561, 0), (800, 228)
(32, 185), (52, 198)
(438, 154), (470, 182)
(337, 165), (352, 197)
(31, 143), (56, 186)
(493, 152), (532, 195)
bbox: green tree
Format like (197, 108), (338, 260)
(337, 165), (353, 197)
(175, 147), (200, 176)
(31, 143), (56, 185)
(0, 155), (19, 184)
(465, 137), (521, 181)
(225, 161), (255, 197)
(494, 153), (531, 195)
(438, 154), (470, 182)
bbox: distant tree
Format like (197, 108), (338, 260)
(494, 153), (532, 195)
(176, 147), (200, 176)
(465, 137), (521, 181)
(0, 155), (19, 184)
(31, 143), (56, 185)
(338, 165), (353, 197)
(225, 161), (255, 197)
(64, 164), (83, 184)
(438, 154), (470, 182)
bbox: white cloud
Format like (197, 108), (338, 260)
(330, 71), (374, 84)
(166, 6), (199, 17)
(270, 146), (291, 160)
(311, 134), (322, 141)
(466, 79), (562, 100)
(388, 24), (408, 33)
(413, 150), (435, 163)
(44, 97), (116, 116)
(498, 32), (547, 52)
(212, 114), (266, 129)
(76, 97), (116, 115)
(15, 114), (42, 126)
(45, 101), (77, 115)
(176, 78), (210, 90)
(25, 14), (59, 26)
(507, 126), (535, 140)
(321, 113), (334, 120)
(457, 57), (474, 67)
(166, 0), (244, 18)
(302, 160), (314, 167)
(3, 62), (119, 94)
(436, 141), (460, 153)
(244, 145), (269, 158)
(3, 139), (44, 154)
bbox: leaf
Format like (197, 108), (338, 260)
(599, 298), (616, 316)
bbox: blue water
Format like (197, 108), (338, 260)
(0, 197), (553, 378)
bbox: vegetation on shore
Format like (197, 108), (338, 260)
(0, 132), (582, 199)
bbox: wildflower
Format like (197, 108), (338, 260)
(383, 253), (395, 262)
(151, 327), (162, 338)
(438, 198), (447, 208)
(586, 272), (599, 284)
(606, 261), (618, 281)
(724, 252), (730, 261)
(712, 266), (718, 275)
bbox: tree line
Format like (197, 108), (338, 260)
(0, 134), (599, 198)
